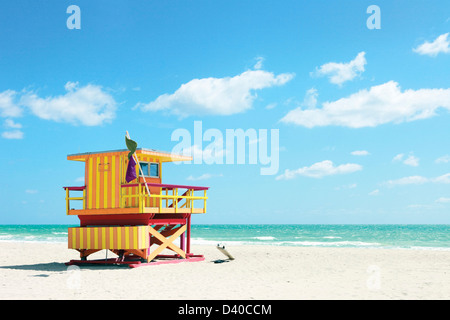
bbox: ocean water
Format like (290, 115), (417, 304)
(1, 224), (450, 251)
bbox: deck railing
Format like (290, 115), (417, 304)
(63, 186), (86, 213)
(121, 182), (208, 214)
(64, 183), (208, 214)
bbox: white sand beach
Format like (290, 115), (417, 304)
(1, 242), (449, 300)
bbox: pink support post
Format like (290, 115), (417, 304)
(180, 230), (185, 252)
(187, 215), (191, 255)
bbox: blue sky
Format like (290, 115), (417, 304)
(1, 1), (449, 224)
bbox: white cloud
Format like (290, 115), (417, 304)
(265, 103), (277, 110)
(403, 155), (419, 167)
(186, 173), (223, 181)
(20, 82), (116, 126)
(0, 90), (22, 118)
(436, 197), (450, 203)
(302, 88), (318, 109)
(369, 189), (379, 196)
(351, 150), (370, 156)
(2, 119), (24, 139)
(407, 203), (435, 209)
(393, 153), (404, 162)
(386, 173), (450, 187)
(386, 176), (429, 186)
(137, 69), (294, 117)
(64, 81), (79, 91)
(435, 155), (450, 164)
(312, 52), (366, 86)
(25, 189), (38, 194)
(335, 183), (357, 190)
(1, 130), (24, 139)
(4, 119), (22, 129)
(393, 153), (419, 167)
(254, 57), (264, 70)
(434, 173), (450, 184)
(280, 81), (450, 128)
(276, 160), (362, 180)
(413, 33), (450, 57)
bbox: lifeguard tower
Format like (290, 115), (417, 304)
(64, 137), (208, 267)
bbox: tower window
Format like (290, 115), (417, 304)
(139, 162), (159, 178)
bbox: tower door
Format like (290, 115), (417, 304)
(85, 154), (121, 209)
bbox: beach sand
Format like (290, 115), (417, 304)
(1, 242), (449, 300)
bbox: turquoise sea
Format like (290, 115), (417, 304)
(1, 224), (450, 251)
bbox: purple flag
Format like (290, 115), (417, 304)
(125, 156), (137, 182)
